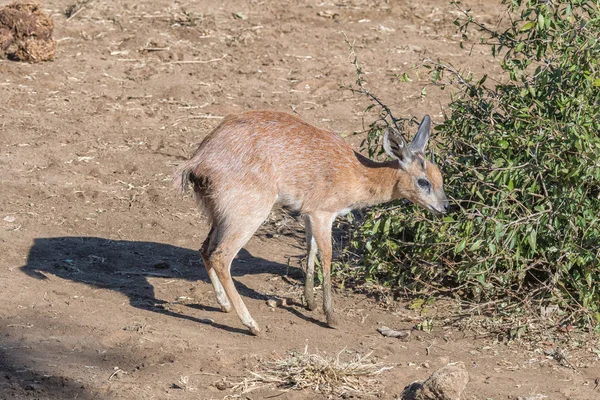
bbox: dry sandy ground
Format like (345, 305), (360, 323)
(1, 0), (599, 399)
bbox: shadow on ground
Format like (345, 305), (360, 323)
(19, 236), (306, 335)
(0, 341), (106, 400)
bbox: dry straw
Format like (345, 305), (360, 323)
(231, 346), (393, 396)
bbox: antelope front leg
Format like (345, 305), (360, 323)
(303, 215), (318, 310)
(311, 212), (336, 327)
(321, 251), (336, 326)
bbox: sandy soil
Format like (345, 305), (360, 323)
(1, 0), (598, 399)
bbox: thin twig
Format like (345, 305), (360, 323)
(342, 32), (407, 137)
(166, 54), (228, 65)
(108, 368), (126, 381)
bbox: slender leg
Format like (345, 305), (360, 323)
(207, 207), (272, 335)
(200, 226), (232, 312)
(310, 212), (337, 327)
(209, 232), (260, 334)
(303, 215), (318, 311)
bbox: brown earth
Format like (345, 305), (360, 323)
(0, 0), (598, 399)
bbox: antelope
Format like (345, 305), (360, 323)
(174, 111), (448, 335)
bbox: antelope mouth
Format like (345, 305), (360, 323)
(427, 204), (448, 215)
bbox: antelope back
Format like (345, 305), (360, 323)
(175, 112), (380, 214)
(174, 111), (448, 218)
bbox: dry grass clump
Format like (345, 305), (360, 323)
(0, 1), (56, 62)
(232, 347), (393, 396)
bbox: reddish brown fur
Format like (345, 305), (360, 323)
(174, 111), (447, 335)
(181, 112), (401, 214)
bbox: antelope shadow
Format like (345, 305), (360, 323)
(18, 236), (318, 335)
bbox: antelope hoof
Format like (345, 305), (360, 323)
(248, 323), (262, 337)
(220, 303), (232, 313)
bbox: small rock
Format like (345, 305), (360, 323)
(266, 299), (277, 308)
(377, 326), (411, 340)
(401, 362), (469, 400)
(317, 10), (339, 19)
(214, 380), (231, 390)
(266, 297), (287, 308)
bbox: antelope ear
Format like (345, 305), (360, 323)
(383, 127), (413, 169)
(410, 115), (431, 155)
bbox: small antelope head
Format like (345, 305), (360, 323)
(383, 115), (449, 214)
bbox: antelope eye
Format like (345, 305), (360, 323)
(417, 178), (431, 189)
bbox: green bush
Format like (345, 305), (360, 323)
(345, 0), (600, 329)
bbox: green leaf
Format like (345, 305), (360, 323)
(528, 229), (537, 252)
(409, 298), (425, 309)
(425, 297), (436, 306)
(494, 222), (504, 242)
(455, 239), (467, 254)
(469, 239), (483, 251)
(537, 13), (545, 30)
(515, 42), (524, 52)
(372, 219), (381, 234)
(383, 217), (391, 236)
(520, 21), (536, 32)
(398, 72), (412, 82)
(415, 319), (433, 332)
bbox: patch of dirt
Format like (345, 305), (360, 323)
(0, 1), (598, 399)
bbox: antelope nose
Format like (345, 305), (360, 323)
(442, 199), (449, 214)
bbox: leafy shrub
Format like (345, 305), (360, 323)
(344, 0), (600, 329)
